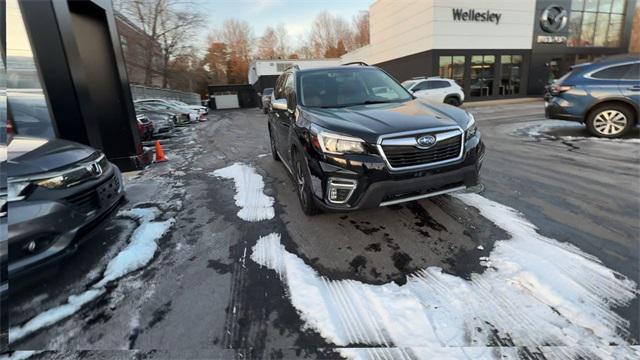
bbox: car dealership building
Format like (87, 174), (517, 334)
(342, 0), (639, 100)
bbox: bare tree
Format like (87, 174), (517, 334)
(353, 11), (370, 48)
(308, 11), (355, 58)
(208, 19), (254, 84)
(275, 23), (289, 58)
(257, 26), (278, 59)
(117, 0), (203, 87)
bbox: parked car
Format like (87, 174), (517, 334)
(134, 100), (190, 126)
(545, 55), (639, 138)
(2, 133), (125, 295)
(401, 77), (465, 106)
(135, 99), (199, 122)
(268, 64), (483, 215)
(134, 103), (175, 134)
(261, 88), (274, 114)
(136, 114), (154, 141)
(167, 100), (208, 119)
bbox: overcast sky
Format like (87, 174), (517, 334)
(198, 0), (373, 45)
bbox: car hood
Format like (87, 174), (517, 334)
(7, 136), (98, 178)
(301, 99), (470, 143)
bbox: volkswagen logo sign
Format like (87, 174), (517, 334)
(416, 135), (437, 149)
(540, 5), (568, 33)
(89, 162), (103, 177)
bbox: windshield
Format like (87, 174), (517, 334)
(299, 68), (413, 108)
(263, 88), (273, 95)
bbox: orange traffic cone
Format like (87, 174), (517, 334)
(154, 140), (167, 162)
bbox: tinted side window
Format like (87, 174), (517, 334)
(591, 64), (632, 79)
(429, 80), (451, 89)
(413, 81), (429, 91)
(274, 73), (288, 99)
(284, 73), (296, 107)
(622, 63), (639, 80)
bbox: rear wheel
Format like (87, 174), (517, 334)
(586, 104), (634, 138)
(293, 150), (320, 216)
(269, 126), (280, 162)
(444, 95), (460, 107)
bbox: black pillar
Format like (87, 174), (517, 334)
(19, 0), (151, 171)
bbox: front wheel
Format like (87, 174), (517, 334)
(586, 104), (634, 138)
(293, 151), (320, 216)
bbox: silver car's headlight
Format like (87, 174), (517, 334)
(312, 130), (366, 155)
(465, 113), (478, 139)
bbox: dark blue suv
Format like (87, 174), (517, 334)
(545, 55), (639, 138)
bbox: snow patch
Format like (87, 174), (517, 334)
(251, 194), (637, 349)
(96, 217), (174, 287)
(520, 120), (640, 143)
(9, 206), (174, 344)
(211, 163), (274, 221)
(9, 288), (105, 343)
(0, 351), (42, 360)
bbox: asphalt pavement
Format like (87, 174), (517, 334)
(5, 100), (639, 359)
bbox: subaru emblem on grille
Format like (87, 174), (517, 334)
(89, 162), (103, 177)
(416, 135), (437, 149)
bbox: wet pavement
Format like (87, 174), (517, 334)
(4, 100), (639, 359)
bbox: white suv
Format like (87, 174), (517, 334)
(401, 77), (464, 106)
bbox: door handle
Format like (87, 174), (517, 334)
(628, 86), (640, 91)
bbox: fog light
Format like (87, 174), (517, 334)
(327, 178), (357, 204)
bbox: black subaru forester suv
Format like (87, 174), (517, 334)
(268, 63), (484, 215)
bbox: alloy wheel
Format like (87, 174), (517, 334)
(593, 110), (627, 136)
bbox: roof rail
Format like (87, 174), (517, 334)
(410, 76), (427, 80)
(342, 61), (369, 66)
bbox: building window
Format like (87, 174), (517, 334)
(568, 0), (626, 47)
(470, 55), (495, 97)
(500, 55), (522, 96)
(438, 56), (465, 86)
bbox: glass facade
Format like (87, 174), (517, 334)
(438, 54), (525, 98)
(568, 0), (626, 47)
(470, 55), (495, 97)
(438, 56), (465, 86)
(500, 55), (523, 96)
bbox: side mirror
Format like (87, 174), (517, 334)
(271, 98), (288, 111)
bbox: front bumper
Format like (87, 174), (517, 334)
(306, 134), (485, 211)
(6, 164), (125, 282)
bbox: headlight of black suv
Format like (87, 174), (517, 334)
(8, 153), (107, 201)
(464, 113), (478, 139)
(310, 125), (367, 155)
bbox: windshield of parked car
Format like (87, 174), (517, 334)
(401, 80), (418, 89)
(263, 88), (273, 95)
(299, 68), (413, 108)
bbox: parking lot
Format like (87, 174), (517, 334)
(6, 100), (639, 359)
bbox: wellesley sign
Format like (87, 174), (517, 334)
(452, 8), (502, 25)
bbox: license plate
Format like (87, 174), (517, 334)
(97, 176), (120, 207)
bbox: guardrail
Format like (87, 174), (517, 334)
(130, 85), (201, 105)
